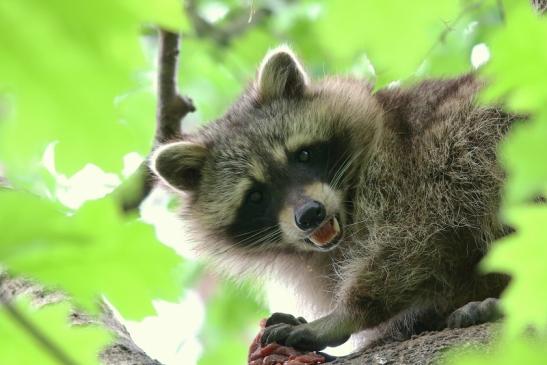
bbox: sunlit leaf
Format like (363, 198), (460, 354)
(0, 191), (184, 319)
(500, 113), (547, 204)
(446, 338), (547, 365)
(482, 206), (547, 336)
(0, 299), (109, 365)
(0, 0), (183, 180)
(199, 277), (267, 365)
(481, 3), (547, 111)
(314, 0), (460, 86)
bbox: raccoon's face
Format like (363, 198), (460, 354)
(151, 46), (380, 254)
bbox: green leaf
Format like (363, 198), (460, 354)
(0, 0), (182, 179)
(446, 338), (547, 365)
(179, 39), (242, 121)
(199, 278), (267, 365)
(482, 205), (547, 337)
(481, 3), (547, 111)
(500, 112), (547, 204)
(0, 191), (184, 319)
(314, 0), (460, 86)
(0, 299), (110, 365)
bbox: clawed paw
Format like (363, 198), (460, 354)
(262, 312), (350, 351)
(447, 298), (502, 328)
(265, 312), (308, 327)
(262, 322), (327, 351)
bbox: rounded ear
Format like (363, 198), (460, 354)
(150, 141), (207, 192)
(256, 45), (309, 101)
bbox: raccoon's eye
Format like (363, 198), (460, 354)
(297, 149), (311, 163)
(248, 190), (263, 204)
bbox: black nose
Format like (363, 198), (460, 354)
(295, 200), (326, 230)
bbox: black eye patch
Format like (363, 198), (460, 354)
(290, 137), (350, 185)
(227, 183), (281, 246)
(290, 142), (330, 182)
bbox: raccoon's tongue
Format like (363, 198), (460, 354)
(309, 217), (340, 246)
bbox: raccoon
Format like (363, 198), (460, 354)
(150, 45), (515, 351)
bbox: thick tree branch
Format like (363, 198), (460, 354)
(326, 324), (495, 365)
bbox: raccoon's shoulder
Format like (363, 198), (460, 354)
(374, 74), (483, 139)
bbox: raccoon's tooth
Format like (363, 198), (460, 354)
(333, 217), (340, 234)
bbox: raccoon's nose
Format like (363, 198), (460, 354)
(295, 200), (326, 230)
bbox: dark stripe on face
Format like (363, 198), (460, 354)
(226, 180), (284, 247)
(227, 133), (351, 247)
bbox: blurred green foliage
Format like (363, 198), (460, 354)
(0, 0), (546, 364)
(0, 299), (110, 365)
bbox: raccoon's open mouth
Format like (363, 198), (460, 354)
(305, 215), (342, 251)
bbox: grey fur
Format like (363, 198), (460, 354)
(150, 46), (517, 350)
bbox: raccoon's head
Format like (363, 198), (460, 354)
(151, 46), (382, 255)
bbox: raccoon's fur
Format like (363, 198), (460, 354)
(151, 45), (516, 350)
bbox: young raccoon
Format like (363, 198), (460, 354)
(151, 45), (515, 351)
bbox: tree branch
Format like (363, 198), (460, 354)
(156, 29), (195, 142)
(121, 28), (195, 212)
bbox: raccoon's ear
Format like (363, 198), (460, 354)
(151, 141), (207, 192)
(257, 45), (309, 101)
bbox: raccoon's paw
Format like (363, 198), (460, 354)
(262, 316), (350, 351)
(447, 298), (502, 328)
(265, 312), (308, 327)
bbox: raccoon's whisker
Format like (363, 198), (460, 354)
(330, 160), (350, 191)
(345, 219), (369, 227)
(243, 228), (282, 250)
(328, 152), (353, 188)
(331, 150), (363, 190)
(333, 150), (363, 189)
(231, 226), (274, 239)
(232, 225), (279, 246)
(210, 226), (280, 258)
(326, 150), (352, 183)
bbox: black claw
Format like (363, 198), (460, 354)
(266, 312), (302, 327)
(261, 323), (293, 346)
(447, 298), (502, 328)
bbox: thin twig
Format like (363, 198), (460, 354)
(185, 0), (271, 46)
(0, 294), (79, 365)
(496, 0), (506, 23)
(156, 29), (195, 142)
(419, 1), (485, 67)
(122, 29), (195, 212)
